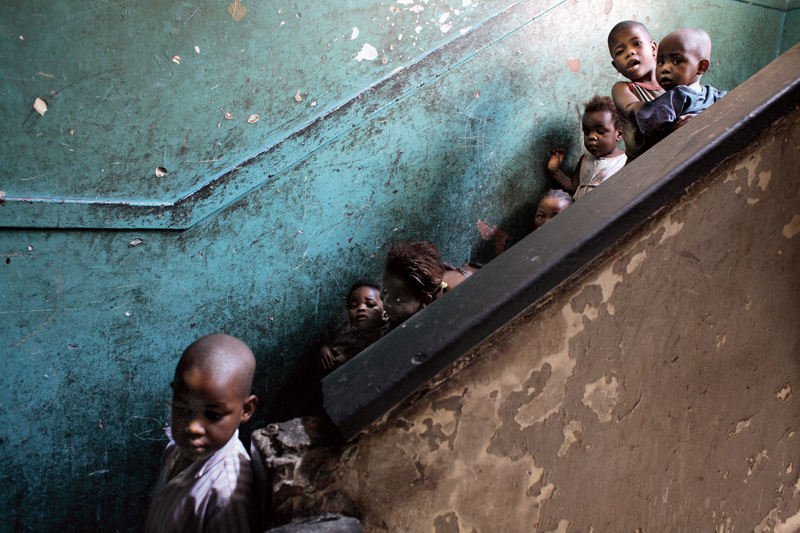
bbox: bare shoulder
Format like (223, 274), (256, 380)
(611, 81), (634, 105)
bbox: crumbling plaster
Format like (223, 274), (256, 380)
(331, 109), (800, 532)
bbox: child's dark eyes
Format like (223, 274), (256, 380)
(205, 411), (224, 422)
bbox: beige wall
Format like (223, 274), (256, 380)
(328, 107), (800, 532)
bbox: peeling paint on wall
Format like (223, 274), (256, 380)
(329, 95), (800, 533)
(582, 376), (619, 423)
(783, 215), (800, 238)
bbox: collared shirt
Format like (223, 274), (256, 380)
(145, 429), (252, 533)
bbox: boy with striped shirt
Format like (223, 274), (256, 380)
(145, 334), (258, 533)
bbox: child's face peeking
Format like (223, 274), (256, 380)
(656, 36), (706, 90)
(348, 286), (385, 331)
(171, 366), (255, 461)
(609, 27), (658, 82)
(582, 110), (622, 158)
(534, 197), (570, 229)
(380, 271), (430, 327)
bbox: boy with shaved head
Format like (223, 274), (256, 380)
(635, 28), (727, 153)
(145, 334), (258, 533)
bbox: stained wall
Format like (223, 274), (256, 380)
(329, 105), (800, 532)
(0, 0), (797, 530)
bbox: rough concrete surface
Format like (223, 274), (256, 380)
(329, 108), (800, 532)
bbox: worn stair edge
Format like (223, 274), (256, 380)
(322, 43), (800, 441)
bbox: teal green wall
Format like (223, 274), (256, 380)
(783, 8), (800, 55)
(0, 0), (795, 530)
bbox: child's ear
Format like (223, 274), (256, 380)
(240, 395), (258, 423)
(419, 294), (434, 310)
(651, 41), (658, 57)
(697, 59), (710, 75)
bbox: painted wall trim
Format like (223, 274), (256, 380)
(0, 0), (568, 230)
(322, 43), (800, 441)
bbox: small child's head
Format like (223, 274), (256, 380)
(346, 279), (385, 332)
(582, 95), (623, 158)
(382, 241), (444, 326)
(534, 189), (573, 229)
(608, 21), (658, 82)
(656, 28), (712, 90)
(171, 334), (258, 461)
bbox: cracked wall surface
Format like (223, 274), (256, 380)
(329, 107), (800, 532)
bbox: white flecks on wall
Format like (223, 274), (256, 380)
(351, 27), (359, 39)
(228, 0), (248, 21)
(440, 23), (452, 32)
(410, 5), (424, 12)
(33, 97), (48, 116)
(397, 0), (414, 4)
(355, 43), (378, 61)
(439, 12), (450, 23)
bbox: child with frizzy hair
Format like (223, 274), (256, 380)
(547, 95), (626, 200)
(608, 20), (664, 161)
(635, 28), (727, 153)
(145, 334), (258, 533)
(381, 241), (445, 329)
(318, 279), (387, 373)
(533, 189), (573, 230)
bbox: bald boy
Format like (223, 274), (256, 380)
(145, 334), (258, 533)
(635, 28), (727, 152)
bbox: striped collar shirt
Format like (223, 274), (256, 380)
(145, 428), (252, 533)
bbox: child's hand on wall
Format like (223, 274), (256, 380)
(547, 148), (566, 172)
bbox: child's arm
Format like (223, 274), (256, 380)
(319, 346), (338, 372)
(547, 149), (581, 194)
(611, 81), (645, 123)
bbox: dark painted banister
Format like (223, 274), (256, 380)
(322, 42), (800, 441)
